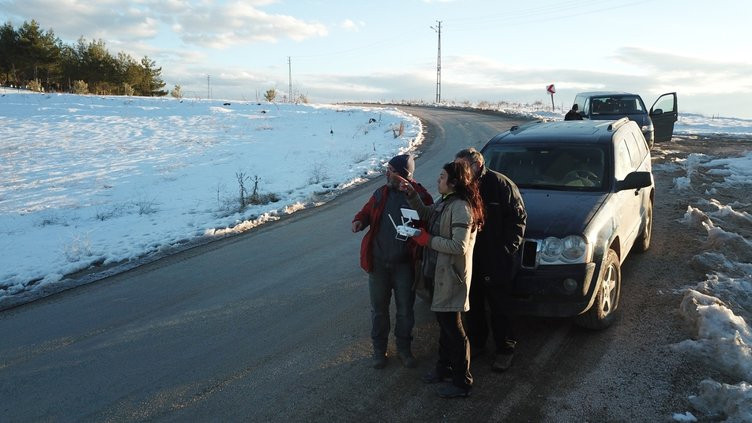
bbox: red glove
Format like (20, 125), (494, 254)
(414, 229), (430, 247)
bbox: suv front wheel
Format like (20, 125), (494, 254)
(633, 200), (653, 253)
(576, 249), (621, 329)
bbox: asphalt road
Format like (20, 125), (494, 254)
(0, 108), (715, 422)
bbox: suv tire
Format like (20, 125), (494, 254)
(633, 200), (653, 253)
(576, 249), (621, 330)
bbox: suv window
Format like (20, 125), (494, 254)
(484, 145), (607, 191)
(573, 95), (586, 114)
(652, 95), (676, 114)
(614, 139), (633, 180)
(591, 95), (646, 116)
(625, 132), (647, 169)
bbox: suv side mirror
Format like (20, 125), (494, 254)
(652, 108), (663, 115)
(616, 171), (652, 191)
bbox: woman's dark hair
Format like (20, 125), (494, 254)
(442, 161), (485, 230)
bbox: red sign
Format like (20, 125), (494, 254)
(546, 84), (556, 94)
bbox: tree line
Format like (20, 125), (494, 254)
(0, 20), (167, 96)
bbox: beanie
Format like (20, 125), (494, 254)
(388, 154), (415, 179)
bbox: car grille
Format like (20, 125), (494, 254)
(520, 239), (538, 269)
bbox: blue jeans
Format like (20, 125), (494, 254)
(369, 260), (416, 354)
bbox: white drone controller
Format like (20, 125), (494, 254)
(388, 208), (421, 241)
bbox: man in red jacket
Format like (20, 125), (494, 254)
(352, 154), (432, 369)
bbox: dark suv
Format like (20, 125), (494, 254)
(481, 118), (654, 329)
(571, 91), (677, 147)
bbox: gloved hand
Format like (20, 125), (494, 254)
(413, 229), (431, 246)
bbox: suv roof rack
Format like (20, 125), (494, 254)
(511, 119), (546, 132)
(608, 117), (630, 132)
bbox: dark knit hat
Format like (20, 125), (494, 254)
(388, 154), (415, 179)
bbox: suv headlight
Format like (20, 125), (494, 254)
(641, 123), (654, 133)
(539, 235), (592, 264)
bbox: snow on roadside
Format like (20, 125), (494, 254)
(670, 151), (752, 421)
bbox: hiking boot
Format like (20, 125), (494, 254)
(492, 352), (514, 372)
(437, 384), (471, 398)
(421, 370), (452, 384)
(372, 352), (388, 369)
(398, 351), (417, 368)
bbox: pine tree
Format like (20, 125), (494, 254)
(264, 88), (277, 102)
(139, 56), (166, 96)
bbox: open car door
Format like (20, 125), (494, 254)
(650, 92), (677, 143)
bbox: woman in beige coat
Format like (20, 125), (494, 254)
(398, 161), (485, 398)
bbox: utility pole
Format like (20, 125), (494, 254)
(207, 74), (211, 99)
(288, 56), (293, 103)
(430, 21), (442, 104)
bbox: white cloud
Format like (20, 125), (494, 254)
(340, 19), (365, 32)
(0, 0), (160, 42)
(0, 0), (328, 49)
(614, 47), (752, 95)
(173, 2), (328, 48)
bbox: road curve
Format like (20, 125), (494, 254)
(0, 108), (703, 422)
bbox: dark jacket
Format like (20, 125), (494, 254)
(564, 109), (583, 120)
(353, 182), (433, 273)
(473, 167), (527, 283)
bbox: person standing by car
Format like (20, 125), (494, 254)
(397, 161), (484, 398)
(352, 154), (433, 369)
(565, 104), (583, 120)
(455, 147), (526, 372)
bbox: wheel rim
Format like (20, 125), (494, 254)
(601, 264), (618, 314)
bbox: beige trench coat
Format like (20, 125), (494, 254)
(407, 194), (476, 312)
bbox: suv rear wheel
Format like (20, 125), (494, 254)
(576, 249), (621, 329)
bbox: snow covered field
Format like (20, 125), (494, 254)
(1, 91), (750, 420)
(0, 91), (422, 300)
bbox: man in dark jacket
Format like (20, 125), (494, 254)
(455, 148), (526, 372)
(352, 154), (433, 369)
(565, 104), (583, 120)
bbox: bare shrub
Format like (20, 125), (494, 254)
(134, 198), (158, 215)
(236, 171), (248, 209)
(64, 234), (93, 262)
(171, 84), (182, 99)
(73, 80), (89, 95)
(122, 83), (135, 96)
(308, 162), (328, 184)
(391, 121), (405, 138)
(28, 79), (43, 92)
(38, 211), (64, 227)
(95, 203), (129, 221)
(248, 192), (280, 205)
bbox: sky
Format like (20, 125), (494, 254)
(1, 0), (752, 118)
(0, 90), (750, 419)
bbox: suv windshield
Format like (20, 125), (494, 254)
(484, 145), (607, 191)
(589, 95), (645, 116)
